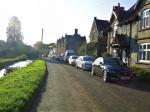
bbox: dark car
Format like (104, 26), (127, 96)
(91, 57), (134, 82)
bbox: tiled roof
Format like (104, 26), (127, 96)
(120, 2), (138, 24)
(94, 17), (110, 31)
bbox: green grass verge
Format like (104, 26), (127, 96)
(0, 60), (46, 112)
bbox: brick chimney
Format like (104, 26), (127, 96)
(113, 3), (124, 12)
(74, 29), (78, 35)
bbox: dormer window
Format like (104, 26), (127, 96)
(141, 9), (150, 29)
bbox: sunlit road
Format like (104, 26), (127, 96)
(31, 59), (150, 112)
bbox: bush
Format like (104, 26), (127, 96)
(102, 52), (112, 57)
(0, 60), (46, 112)
(86, 42), (97, 58)
(131, 67), (150, 83)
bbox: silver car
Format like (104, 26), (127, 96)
(76, 56), (94, 71)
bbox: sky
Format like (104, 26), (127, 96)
(0, 0), (136, 45)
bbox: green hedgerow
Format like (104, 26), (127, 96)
(0, 60), (46, 112)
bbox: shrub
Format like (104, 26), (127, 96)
(0, 60), (46, 112)
(86, 42), (97, 58)
(131, 67), (150, 83)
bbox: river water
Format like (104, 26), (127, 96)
(0, 60), (32, 78)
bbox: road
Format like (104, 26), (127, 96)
(31, 59), (150, 112)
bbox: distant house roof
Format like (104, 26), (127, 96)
(94, 17), (110, 31)
(120, 2), (139, 25)
(110, 3), (125, 23)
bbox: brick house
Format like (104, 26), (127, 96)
(107, 1), (150, 68)
(89, 17), (110, 57)
(56, 29), (86, 55)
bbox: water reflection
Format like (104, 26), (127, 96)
(0, 60), (32, 78)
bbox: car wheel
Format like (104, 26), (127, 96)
(103, 70), (109, 82)
(91, 67), (95, 75)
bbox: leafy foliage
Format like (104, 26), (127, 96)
(0, 60), (46, 112)
(77, 43), (86, 55)
(6, 16), (23, 45)
(86, 42), (97, 58)
(132, 67), (150, 83)
(34, 41), (55, 57)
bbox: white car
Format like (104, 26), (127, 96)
(76, 56), (94, 71)
(68, 55), (78, 65)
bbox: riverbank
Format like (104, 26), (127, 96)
(0, 60), (46, 112)
(0, 55), (27, 70)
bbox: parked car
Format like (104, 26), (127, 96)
(63, 50), (75, 63)
(68, 55), (78, 65)
(91, 57), (134, 82)
(76, 56), (94, 71)
(58, 53), (64, 61)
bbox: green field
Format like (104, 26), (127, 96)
(0, 60), (46, 112)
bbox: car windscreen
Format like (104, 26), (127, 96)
(83, 57), (94, 61)
(67, 53), (74, 56)
(72, 56), (78, 59)
(104, 58), (125, 66)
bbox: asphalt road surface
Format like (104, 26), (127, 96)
(31, 59), (150, 112)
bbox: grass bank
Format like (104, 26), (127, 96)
(0, 60), (46, 112)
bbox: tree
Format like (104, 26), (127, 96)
(33, 41), (53, 57)
(6, 16), (23, 48)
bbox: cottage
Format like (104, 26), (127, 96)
(107, 1), (150, 68)
(89, 17), (110, 57)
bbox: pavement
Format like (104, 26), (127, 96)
(30, 59), (150, 112)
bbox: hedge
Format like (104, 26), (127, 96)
(0, 60), (46, 112)
(132, 67), (150, 83)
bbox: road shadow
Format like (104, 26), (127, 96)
(109, 78), (150, 93)
(45, 58), (65, 65)
(28, 68), (48, 112)
(91, 74), (150, 93)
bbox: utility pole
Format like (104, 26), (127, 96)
(41, 28), (44, 43)
(41, 28), (44, 58)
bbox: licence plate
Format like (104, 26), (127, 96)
(121, 77), (130, 80)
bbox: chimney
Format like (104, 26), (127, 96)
(94, 17), (97, 20)
(75, 29), (78, 35)
(113, 3), (124, 12)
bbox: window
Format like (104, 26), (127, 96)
(138, 43), (150, 63)
(141, 9), (150, 29)
(112, 22), (118, 37)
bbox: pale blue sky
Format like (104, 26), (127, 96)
(0, 0), (136, 45)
